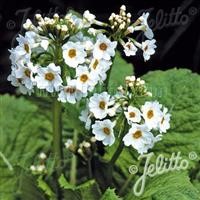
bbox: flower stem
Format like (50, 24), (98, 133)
(70, 129), (78, 185)
(88, 158), (92, 179)
(109, 140), (124, 167)
(52, 97), (63, 175)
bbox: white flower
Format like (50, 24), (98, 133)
(127, 26), (134, 34)
(83, 10), (96, 27)
(123, 41), (138, 56)
(76, 65), (97, 94)
(123, 124), (155, 154)
(92, 119), (115, 146)
(108, 102), (121, 117)
(141, 101), (162, 130)
(7, 71), (34, 95)
(35, 63), (63, 93)
(70, 32), (94, 51)
(40, 39), (49, 50)
(16, 31), (38, 59)
(124, 106), (141, 124)
(89, 58), (111, 82)
(62, 41), (86, 68)
(93, 33), (117, 60)
(139, 12), (154, 39)
(142, 39), (156, 62)
(58, 78), (84, 104)
(14, 62), (37, 90)
(65, 139), (73, 149)
(23, 19), (33, 30)
(159, 107), (171, 133)
(79, 107), (92, 130)
(89, 92), (112, 119)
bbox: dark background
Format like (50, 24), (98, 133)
(0, 0), (200, 93)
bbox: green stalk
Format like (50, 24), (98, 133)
(52, 98), (63, 175)
(109, 141), (124, 167)
(70, 129), (78, 185)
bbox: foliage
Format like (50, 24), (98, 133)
(0, 95), (52, 200)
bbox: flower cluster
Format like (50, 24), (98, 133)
(79, 76), (171, 154)
(109, 5), (156, 61)
(30, 152), (47, 174)
(8, 6), (156, 103)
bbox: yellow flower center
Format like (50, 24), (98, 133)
(24, 69), (31, 77)
(65, 87), (76, 94)
(129, 112), (136, 118)
(68, 49), (76, 58)
(103, 127), (110, 135)
(92, 59), (99, 69)
(133, 130), (142, 139)
(147, 110), (154, 119)
(45, 72), (55, 81)
(99, 101), (106, 109)
(99, 43), (107, 51)
(161, 117), (164, 124)
(24, 44), (30, 53)
(80, 74), (88, 83)
(144, 45), (148, 51)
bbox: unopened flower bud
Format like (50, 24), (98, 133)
(35, 14), (42, 20)
(90, 137), (96, 143)
(120, 5), (126, 11)
(39, 152), (47, 160)
(30, 165), (36, 171)
(53, 13), (59, 19)
(127, 13), (131, 18)
(37, 165), (46, 172)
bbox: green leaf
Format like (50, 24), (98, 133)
(100, 188), (122, 200)
(125, 172), (200, 200)
(63, 180), (102, 200)
(0, 95), (52, 200)
(16, 169), (47, 200)
(108, 51), (133, 93)
(63, 103), (86, 133)
(58, 174), (75, 190)
(37, 177), (56, 199)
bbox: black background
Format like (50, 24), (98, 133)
(0, 0), (200, 93)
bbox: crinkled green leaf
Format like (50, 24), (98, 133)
(0, 95), (52, 200)
(125, 172), (200, 200)
(108, 51), (133, 93)
(16, 168), (46, 200)
(63, 180), (102, 200)
(100, 188), (122, 200)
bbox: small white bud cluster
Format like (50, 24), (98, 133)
(33, 13), (70, 38)
(77, 138), (96, 161)
(109, 5), (131, 31)
(125, 76), (152, 97)
(23, 19), (38, 31)
(30, 152), (47, 174)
